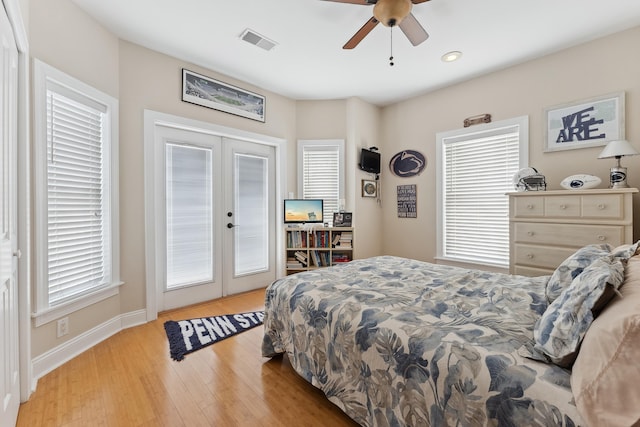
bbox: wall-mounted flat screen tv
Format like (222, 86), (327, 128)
(284, 199), (324, 224)
(359, 148), (381, 174)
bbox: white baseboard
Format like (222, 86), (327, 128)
(31, 309), (148, 386)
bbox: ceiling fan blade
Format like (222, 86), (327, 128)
(343, 17), (379, 49)
(399, 13), (429, 46)
(321, 0), (376, 4)
(411, 0), (431, 4)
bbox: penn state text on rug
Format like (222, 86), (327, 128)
(164, 311), (264, 361)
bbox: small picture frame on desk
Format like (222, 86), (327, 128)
(333, 212), (352, 227)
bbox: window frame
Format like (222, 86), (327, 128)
(33, 59), (121, 326)
(436, 116), (529, 271)
(297, 139), (345, 224)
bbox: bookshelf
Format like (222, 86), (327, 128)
(285, 227), (354, 275)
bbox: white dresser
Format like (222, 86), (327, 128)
(508, 188), (637, 276)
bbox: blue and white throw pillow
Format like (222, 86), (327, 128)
(534, 255), (624, 367)
(545, 244), (612, 304)
(610, 241), (640, 261)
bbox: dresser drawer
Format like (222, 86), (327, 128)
(513, 244), (576, 269)
(508, 189), (636, 276)
(513, 222), (625, 247)
(544, 195), (581, 217)
(512, 196), (544, 217)
(581, 194), (623, 219)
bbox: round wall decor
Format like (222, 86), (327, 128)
(389, 150), (427, 177)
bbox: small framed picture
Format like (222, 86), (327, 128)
(361, 179), (377, 198)
(333, 212), (352, 227)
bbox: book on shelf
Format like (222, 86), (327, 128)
(332, 254), (351, 263)
(336, 231), (353, 248)
(287, 262), (303, 269)
(310, 231), (329, 248)
(294, 251), (308, 266)
(305, 250), (332, 267)
(310, 250), (320, 267)
(287, 231), (308, 249)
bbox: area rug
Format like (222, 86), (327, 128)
(164, 311), (264, 361)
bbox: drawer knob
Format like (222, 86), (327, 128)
(598, 203), (605, 210)
(598, 235), (606, 241)
(527, 231), (535, 236)
(560, 204), (567, 210)
(527, 253), (534, 259)
(526, 204), (534, 210)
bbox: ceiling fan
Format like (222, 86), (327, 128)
(324, 0), (431, 49)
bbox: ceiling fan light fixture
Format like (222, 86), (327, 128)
(441, 51), (462, 62)
(373, 0), (412, 27)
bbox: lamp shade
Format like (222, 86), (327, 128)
(598, 140), (639, 159)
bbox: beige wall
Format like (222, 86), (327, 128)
(295, 99), (384, 257)
(29, 0), (119, 97)
(27, 0), (300, 357)
(347, 98), (383, 259)
(294, 99), (347, 198)
(28, 0), (121, 357)
(25, 0), (640, 363)
(379, 26), (640, 262)
(117, 41), (298, 313)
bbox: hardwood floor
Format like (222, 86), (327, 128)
(17, 289), (359, 427)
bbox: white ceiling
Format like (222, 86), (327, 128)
(71, 0), (640, 106)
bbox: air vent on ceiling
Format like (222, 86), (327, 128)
(240, 29), (277, 51)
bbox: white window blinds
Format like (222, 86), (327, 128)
(298, 140), (344, 222)
(165, 143), (213, 289)
(34, 60), (119, 325)
(440, 120), (526, 267)
(46, 89), (111, 305)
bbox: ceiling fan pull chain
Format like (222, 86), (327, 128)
(389, 26), (394, 66)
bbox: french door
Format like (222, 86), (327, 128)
(156, 126), (275, 311)
(0, 3), (20, 425)
(223, 139), (276, 294)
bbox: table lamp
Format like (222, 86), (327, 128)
(598, 139), (639, 188)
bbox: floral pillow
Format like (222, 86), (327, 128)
(610, 241), (640, 261)
(545, 243), (612, 304)
(533, 255), (624, 368)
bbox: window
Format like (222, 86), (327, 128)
(165, 143), (213, 288)
(33, 60), (120, 325)
(297, 140), (345, 223)
(436, 116), (528, 269)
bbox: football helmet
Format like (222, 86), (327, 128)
(513, 167), (546, 191)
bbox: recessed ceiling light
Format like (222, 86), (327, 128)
(441, 51), (462, 62)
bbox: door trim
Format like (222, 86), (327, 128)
(3, 0), (33, 401)
(143, 110), (286, 321)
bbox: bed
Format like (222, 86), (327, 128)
(262, 244), (640, 427)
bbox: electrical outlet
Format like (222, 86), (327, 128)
(57, 317), (69, 338)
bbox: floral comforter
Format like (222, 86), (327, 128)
(262, 256), (582, 427)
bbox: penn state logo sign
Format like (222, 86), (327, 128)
(389, 150), (427, 177)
